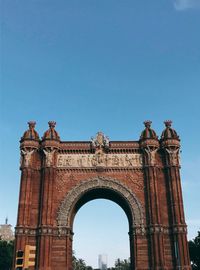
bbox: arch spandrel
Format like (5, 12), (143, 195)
(57, 176), (144, 231)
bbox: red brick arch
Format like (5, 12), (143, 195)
(14, 123), (191, 270)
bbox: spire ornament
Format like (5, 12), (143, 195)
(42, 121), (60, 141)
(140, 120), (158, 140)
(21, 121), (39, 141)
(164, 120), (172, 128)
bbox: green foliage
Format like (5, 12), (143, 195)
(73, 251), (93, 270)
(0, 240), (14, 270)
(114, 258), (130, 270)
(189, 231), (200, 270)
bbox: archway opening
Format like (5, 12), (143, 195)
(73, 198), (130, 269)
(71, 188), (133, 230)
(57, 177), (144, 270)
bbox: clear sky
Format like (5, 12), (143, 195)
(0, 0), (200, 268)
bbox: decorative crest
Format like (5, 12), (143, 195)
(144, 120), (152, 128)
(164, 120), (172, 127)
(48, 121), (56, 128)
(91, 131), (109, 150)
(28, 121), (36, 129)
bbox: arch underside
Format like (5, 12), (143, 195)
(57, 176), (144, 231)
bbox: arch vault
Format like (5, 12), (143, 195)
(57, 176), (144, 229)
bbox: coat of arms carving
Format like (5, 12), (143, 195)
(91, 131), (109, 150)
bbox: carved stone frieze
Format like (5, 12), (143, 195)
(15, 226), (73, 237)
(129, 225), (178, 236)
(37, 227), (72, 236)
(57, 176), (144, 231)
(129, 226), (146, 236)
(172, 225), (187, 234)
(148, 225), (164, 234)
(57, 153), (143, 168)
(15, 227), (37, 236)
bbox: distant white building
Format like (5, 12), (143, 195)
(98, 254), (107, 270)
(0, 218), (14, 241)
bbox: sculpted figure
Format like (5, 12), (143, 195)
(77, 156), (83, 167)
(125, 154), (133, 166)
(87, 155), (91, 167)
(104, 155), (111, 166)
(57, 156), (64, 167)
(64, 156), (72, 166)
(166, 148), (179, 166)
(120, 156), (125, 166)
(43, 149), (55, 167)
(112, 155), (119, 166)
(145, 147), (157, 166)
(21, 149), (34, 167)
(104, 135), (110, 148)
(96, 152), (104, 165)
(91, 137), (96, 148)
(81, 155), (87, 167)
(91, 155), (97, 166)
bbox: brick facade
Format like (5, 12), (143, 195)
(14, 121), (191, 270)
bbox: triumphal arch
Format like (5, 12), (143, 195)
(14, 121), (191, 270)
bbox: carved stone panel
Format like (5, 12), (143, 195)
(57, 153), (143, 168)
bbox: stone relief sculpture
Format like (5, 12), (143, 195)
(43, 149), (55, 167)
(144, 147), (158, 166)
(166, 148), (179, 166)
(21, 149), (34, 167)
(91, 131), (109, 149)
(56, 153), (143, 168)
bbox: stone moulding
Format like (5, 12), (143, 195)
(57, 176), (144, 231)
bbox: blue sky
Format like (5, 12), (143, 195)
(0, 0), (200, 267)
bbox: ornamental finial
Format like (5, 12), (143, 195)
(28, 121), (36, 129)
(144, 120), (152, 128)
(164, 120), (172, 127)
(48, 121), (56, 128)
